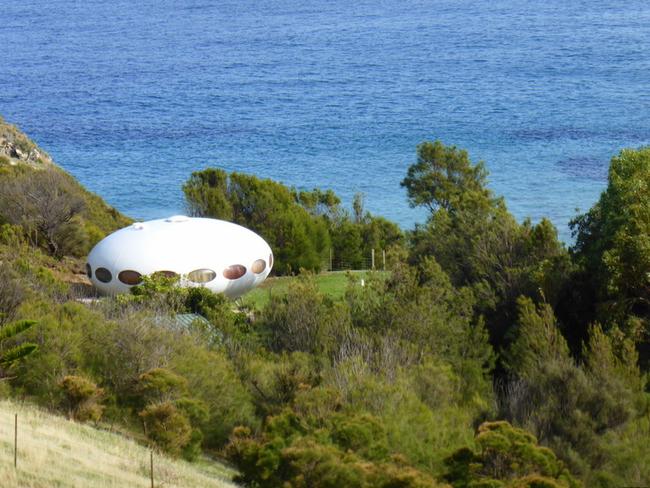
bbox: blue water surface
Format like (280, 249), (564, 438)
(2, 0), (650, 241)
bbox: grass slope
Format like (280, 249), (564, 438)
(0, 400), (237, 488)
(241, 270), (383, 309)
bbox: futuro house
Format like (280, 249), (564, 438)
(86, 216), (273, 298)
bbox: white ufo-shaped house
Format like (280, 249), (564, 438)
(86, 216), (273, 298)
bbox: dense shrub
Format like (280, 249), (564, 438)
(403, 141), (567, 350)
(0, 262), (25, 325)
(226, 408), (445, 488)
(570, 147), (650, 368)
(140, 401), (192, 457)
(444, 421), (580, 488)
(59, 375), (104, 422)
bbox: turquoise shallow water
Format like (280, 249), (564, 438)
(2, 0), (650, 240)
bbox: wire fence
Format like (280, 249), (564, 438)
(323, 248), (387, 272)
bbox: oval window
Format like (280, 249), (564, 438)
(269, 253), (274, 268)
(118, 270), (143, 285)
(95, 267), (112, 283)
(188, 268), (216, 283)
(251, 259), (266, 274)
(86, 263), (92, 279)
(152, 270), (179, 279)
(223, 264), (247, 280)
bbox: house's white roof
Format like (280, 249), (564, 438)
(87, 216), (273, 298)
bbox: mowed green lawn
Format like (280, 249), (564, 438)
(240, 270), (384, 309)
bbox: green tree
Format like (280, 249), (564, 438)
(182, 168), (331, 273)
(401, 141), (490, 214)
(182, 167), (233, 220)
(501, 300), (647, 481)
(331, 219), (364, 269)
(570, 147), (650, 368)
(403, 141), (566, 349)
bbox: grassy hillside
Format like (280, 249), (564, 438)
(241, 270), (383, 309)
(0, 399), (237, 488)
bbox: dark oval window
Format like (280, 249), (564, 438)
(269, 253), (274, 268)
(251, 259), (266, 274)
(188, 268), (216, 283)
(118, 270), (143, 285)
(95, 267), (112, 283)
(152, 270), (179, 279)
(223, 264), (246, 280)
(86, 263), (92, 279)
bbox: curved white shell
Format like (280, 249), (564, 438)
(87, 216), (273, 298)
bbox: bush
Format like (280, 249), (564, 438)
(0, 262), (25, 325)
(0, 168), (87, 258)
(137, 368), (188, 404)
(139, 401), (192, 457)
(59, 375), (104, 422)
(444, 421), (581, 488)
(226, 413), (445, 488)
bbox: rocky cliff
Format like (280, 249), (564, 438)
(0, 116), (54, 167)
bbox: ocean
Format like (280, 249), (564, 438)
(2, 0), (650, 241)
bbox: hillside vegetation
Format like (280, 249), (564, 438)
(0, 399), (236, 488)
(1, 118), (650, 488)
(0, 116), (131, 260)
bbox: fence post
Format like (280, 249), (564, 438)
(382, 249), (386, 270)
(329, 248), (333, 271)
(14, 413), (17, 468)
(371, 249), (375, 270)
(150, 450), (154, 488)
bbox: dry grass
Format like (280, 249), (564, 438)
(0, 399), (238, 488)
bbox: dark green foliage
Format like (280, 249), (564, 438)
(570, 147), (650, 368)
(0, 319), (38, 376)
(403, 141), (567, 351)
(401, 141), (491, 214)
(183, 168), (234, 220)
(501, 300), (647, 481)
(176, 397), (210, 460)
(226, 401), (445, 488)
(59, 375), (104, 422)
(183, 168), (331, 273)
(444, 421), (580, 488)
(343, 259), (494, 403)
(183, 168), (404, 275)
(243, 352), (323, 419)
(503, 298), (570, 377)
(331, 219), (364, 269)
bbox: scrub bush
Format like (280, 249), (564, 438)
(59, 375), (104, 422)
(140, 401), (192, 457)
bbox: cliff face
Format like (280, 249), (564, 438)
(0, 116), (54, 167)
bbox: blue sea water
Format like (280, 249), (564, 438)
(2, 0), (650, 241)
